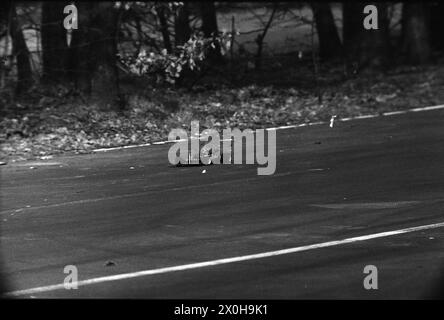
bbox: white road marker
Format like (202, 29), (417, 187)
(5, 221), (444, 297)
(329, 115), (337, 128)
(383, 110), (406, 116)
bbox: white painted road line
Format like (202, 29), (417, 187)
(92, 104), (444, 153)
(6, 221), (444, 297)
(410, 104), (444, 112)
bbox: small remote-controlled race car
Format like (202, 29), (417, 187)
(176, 140), (232, 166)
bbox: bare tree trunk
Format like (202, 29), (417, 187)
(430, 2), (444, 51)
(200, 2), (218, 37)
(0, 2), (10, 36)
(172, 3), (192, 86)
(402, 3), (431, 64)
(69, 2), (92, 94)
(360, 3), (390, 69)
(156, 4), (172, 53)
(90, 3), (120, 109)
(343, 2), (389, 72)
(311, 2), (342, 60)
(174, 3), (191, 48)
(41, 1), (69, 83)
(200, 1), (222, 62)
(9, 1), (33, 94)
(70, 2), (121, 110)
(255, 4), (278, 70)
(0, 2), (10, 96)
(343, 1), (362, 64)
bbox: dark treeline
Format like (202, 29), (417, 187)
(0, 1), (443, 110)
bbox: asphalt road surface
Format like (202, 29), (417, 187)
(1, 108), (444, 299)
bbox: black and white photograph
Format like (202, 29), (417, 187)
(1, 0), (444, 309)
